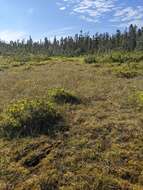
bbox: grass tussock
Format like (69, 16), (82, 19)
(48, 88), (81, 105)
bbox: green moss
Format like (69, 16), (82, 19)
(0, 98), (62, 138)
(48, 88), (80, 105)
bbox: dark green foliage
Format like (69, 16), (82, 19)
(0, 99), (62, 138)
(48, 88), (80, 104)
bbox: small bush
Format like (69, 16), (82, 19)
(113, 66), (140, 78)
(110, 54), (131, 64)
(48, 88), (80, 104)
(107, 52), (143, 64)
(84, 55), (97, 64)
(0, 99), (62, 138)
(117, 69), (139, 78)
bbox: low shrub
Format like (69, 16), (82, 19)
(108, 52), (143, 64)
(117, 69), (139, 79)
(0, 98), (62, 138)
(84, 55), (97, 64)
(110, 54), (131, 64)
(48, 88), (80, 104)
(113, 66), (140, 79)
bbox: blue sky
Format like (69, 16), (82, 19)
(0, 0), (143, 41)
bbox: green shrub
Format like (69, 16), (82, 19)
(113, 66), (140, 78)
(110, 54), (131, 64)
(0, 99), (62, 138)
(117, 69), (139, 78)
(107, 52), (143, 64)
(84, 55), (97, 64)
(48, 88), (80, 104)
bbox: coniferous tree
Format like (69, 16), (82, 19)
(0, 24), (142, 56)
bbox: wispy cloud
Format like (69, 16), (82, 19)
(57, 0), (143, 27)
(111, 6), (143, 27)
(0, 30), (27, 42)
(80, 15), (99, 23)
(58, 0), (116, 23)
(59, 7), (66, 11)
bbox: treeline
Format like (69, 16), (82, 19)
(0, 24), (143, 56)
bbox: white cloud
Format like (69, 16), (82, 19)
(57, 0), (143, 27)
(80, 15), (99, 23)
(0, 30), (27, 42)
(60, 7), (66, 10)
(58, 0), (116, 23)
(111, 6), (143, 27)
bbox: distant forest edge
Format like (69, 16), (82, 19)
(1, 24), (143, 56)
